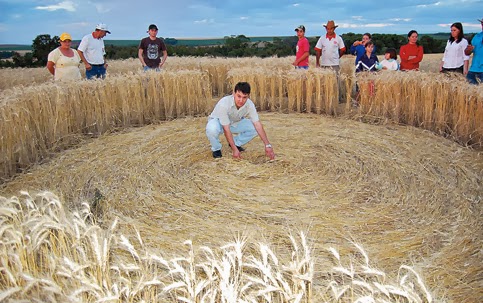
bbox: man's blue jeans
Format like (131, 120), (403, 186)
(86, 65), (106, 79)
(467, 71), (483, 85)
(143, 66), (160, 72)
(206, 118), (257, 151)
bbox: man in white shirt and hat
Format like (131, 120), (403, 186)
(78, 23), (111, 79)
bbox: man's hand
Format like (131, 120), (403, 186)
(232, 149), (242, 159)
(465, 44), (474, 56)
(85, 63), (92, 70)
(265, 146), (275, 160)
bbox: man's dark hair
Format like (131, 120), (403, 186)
(363, 33), (372, 39)
(234, 82), (251, 94)
(449, 22), (464, 43)
(385, 48), (397, 59)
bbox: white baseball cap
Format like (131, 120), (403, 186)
(95, 23), (111, 34)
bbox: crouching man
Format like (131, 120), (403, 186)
(206, 82), (275, 160)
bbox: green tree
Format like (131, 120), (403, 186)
(12, 52), (34, 67)
(32, 34), (59, 66)
(419, 35), (445, 53)
(224, 35), (250, 55)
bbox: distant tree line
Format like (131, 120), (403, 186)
(1, 32), (473, 68)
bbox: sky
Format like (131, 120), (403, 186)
(1, 0), (482, 44)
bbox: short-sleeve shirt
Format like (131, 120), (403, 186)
(77, 34), (106, 64)
(469, 32), (483, 73)
(47, 47), (82, 81)
(139, 37), (167, 68)
(295, 37), (310, 67)
(314, 35), (345, 66)
(209, 94), (259, 126)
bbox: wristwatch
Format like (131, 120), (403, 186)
(265, 144), (272, 148)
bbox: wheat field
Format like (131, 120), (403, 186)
(0, 54), (482, 302)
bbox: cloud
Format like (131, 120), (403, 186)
(389, 18), (411, 22)
(35, 1), (76, 12)
(240, 16), (249, 20)
(95, 4), (111, 13)
(417, 1), (441, 8)
(439, 22), (481, 29)
(339, 23), (395, 29)
(351, 16), (364, 21)
(194, 19), (215, 24)
(293, 3), (300, 7)
(364, 23), (395, 28)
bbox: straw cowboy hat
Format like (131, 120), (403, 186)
(324, 20), (338, 29)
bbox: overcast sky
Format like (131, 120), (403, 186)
(1, 0), (482, 44)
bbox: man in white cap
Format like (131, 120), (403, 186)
(465, 18), (483, 84)
(77, 23), (111, 79)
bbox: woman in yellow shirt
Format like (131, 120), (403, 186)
(46, 32), (82, 81)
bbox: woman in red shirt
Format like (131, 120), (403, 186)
(399, 30), (424, 71)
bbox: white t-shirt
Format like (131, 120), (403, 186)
(442, 38), (470, 68)
(78, 34), (106, 64)
(378, 59), (399, 71)
(47, 47), (82, 81)
(209, 94), (259, 126)
(314, 35), (345, 66)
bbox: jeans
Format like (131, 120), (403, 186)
(466, 71), (483, 85)
(143, 66), (160, 72)
(295, 66), (309, 70)
(86, 64), (106, 79)
(206, 118), (257, 151)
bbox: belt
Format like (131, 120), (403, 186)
(89, 63), (105, 66)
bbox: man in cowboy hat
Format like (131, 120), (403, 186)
(314, 20), (346, 102)
(465, 18), (483, 84)
(314, 20), (346, 72)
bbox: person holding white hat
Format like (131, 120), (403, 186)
(77, 23), (111, 79)
(465, 18), (483, 84)
(46, 32), (81, 81)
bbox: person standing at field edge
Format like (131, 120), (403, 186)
(292, 25), (310, 69)
(314, 20), (346, 72)
(399, 30), (424, 71)
(350, 33), (376, 65)
(315, 20), (346, 102)
(439, 22), (469, 75)
(46, 32), (82, 81)
(138, 24), (168, 71)
(206, 82), (275, 160)
(465, 18), (483, 84)
(77, 23), (110, 79)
